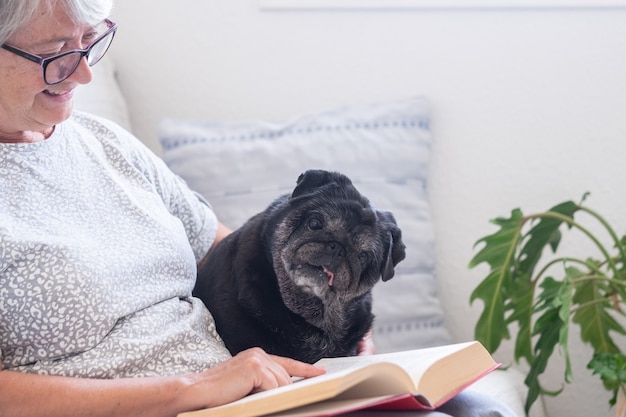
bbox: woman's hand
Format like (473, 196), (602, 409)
(357, 330), (375, 355)
(178, 348), (326, 411)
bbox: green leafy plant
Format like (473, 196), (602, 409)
(468, 194), (626, 415)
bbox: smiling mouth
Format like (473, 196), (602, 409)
(44, 89), (70, 96)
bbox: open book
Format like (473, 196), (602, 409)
(178, 341), (499, 417)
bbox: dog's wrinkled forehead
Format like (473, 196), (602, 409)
(306, 198), (377, 227)
(291, 170), (369, 206)
(287, 170), (379, 225)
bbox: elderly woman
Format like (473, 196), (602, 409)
(0, 1), (516, 416)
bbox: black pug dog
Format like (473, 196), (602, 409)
(193, 169), (406, 363)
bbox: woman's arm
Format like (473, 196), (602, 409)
(197, 222), (232, 269)
(0, 348), (324, 417)
(211, 222), (232, 251)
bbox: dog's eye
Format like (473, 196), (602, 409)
(358, 252), (369, 264)
(308, 218), (323, 230)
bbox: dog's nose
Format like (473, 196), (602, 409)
(325, 242), (346, 258)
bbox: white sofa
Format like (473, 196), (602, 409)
(75, 2), (626, 417)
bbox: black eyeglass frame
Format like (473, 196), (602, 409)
(1, 19), (117, 85)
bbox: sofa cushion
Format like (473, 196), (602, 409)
(158, 97), (451, 353)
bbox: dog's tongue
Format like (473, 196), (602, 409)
(323, 266), (335, 287)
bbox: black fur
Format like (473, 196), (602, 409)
(193, 170), (406, 363)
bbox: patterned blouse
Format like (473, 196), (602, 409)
(0, 112), (231, 378)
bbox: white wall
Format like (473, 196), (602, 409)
(110, 2), (626, 416)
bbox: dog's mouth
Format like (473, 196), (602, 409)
(291, 263), (338, 296)
(320, 265), (335, 287)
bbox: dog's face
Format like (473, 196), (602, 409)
(266, 170), (406, 327)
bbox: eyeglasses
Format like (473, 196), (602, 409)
(1, 19), (117, 85)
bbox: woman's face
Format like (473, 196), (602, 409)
(0, 4), (94, 142)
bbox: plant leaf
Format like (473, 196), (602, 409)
(471, 269), (509, 351)
(572, 275), (626, 354)
(469, 209), (524, 352)
(517, 201), (579, 277)
(558, 268), (576, 383)
(469, 209), (524, 270)
(525, 307), (564, 413)
(588, 352), (626, 405)
(506, 273), (535, 364)
(524, 277), (566, 414)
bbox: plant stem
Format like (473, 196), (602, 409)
(579, 206), (626, 269)
(614, 384), (626, 417)
(569, 296), (621, 315)
(532, 257), (603, 286)
(525, 211), (620, 279)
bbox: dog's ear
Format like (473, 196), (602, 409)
(292, 170), (350, 199)
(379, 212), (406, 282)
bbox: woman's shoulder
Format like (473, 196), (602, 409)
(68, 111), (156, 160)
(69, 110), (135, 144)
(66, 111), (168, 177)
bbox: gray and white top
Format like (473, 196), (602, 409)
(0, 112), (231, 378)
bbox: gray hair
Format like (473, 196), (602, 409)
(0, 0), (113, 45)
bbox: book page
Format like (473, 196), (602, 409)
(316, 341), (476, 383)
